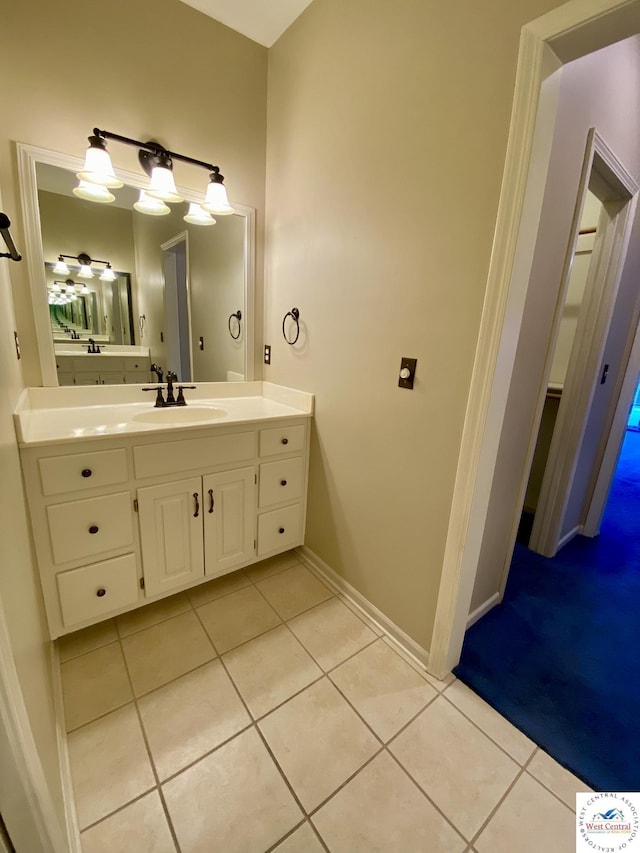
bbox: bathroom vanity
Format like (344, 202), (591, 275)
(14, 382), (313, 638)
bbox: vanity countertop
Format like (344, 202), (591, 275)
(54, 345), (151, 358)
(14, 381), (314, 447)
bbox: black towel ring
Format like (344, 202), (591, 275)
(228, 310), (242, 340)
(282, 307), (300, 345)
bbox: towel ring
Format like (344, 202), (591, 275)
(228, 310), (242, 340)
(282, 307), (300, 345)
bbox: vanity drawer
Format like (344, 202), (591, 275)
(257, 503), (303, 555)
(259, 424), (305, 457)
(134, 431), (256, 479)
(57, 553), (139, 628)
(47, 491), (133, 564)
(259, 457), (305, 508)
(39, 449), (129, 496)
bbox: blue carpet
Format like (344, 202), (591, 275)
(454, 429), (640, 791)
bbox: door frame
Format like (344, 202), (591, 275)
(528, 131), (638, 556)
(161, 231), (193, 382)
(428, 0), (640, 679)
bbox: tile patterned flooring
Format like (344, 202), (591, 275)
(59, 551), (589, 852)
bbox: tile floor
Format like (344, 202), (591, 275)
(59, 551), (590, 852)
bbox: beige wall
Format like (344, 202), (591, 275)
(2, 0), (267, 386)
(265, 0), (559, 649)
(471, 37), (640, 612)
(0, 229), (67, 842)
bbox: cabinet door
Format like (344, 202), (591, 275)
(203, 467), (255, 578)
(138, 477), (204, 597)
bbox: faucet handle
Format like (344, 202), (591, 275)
(142, 387), (166, 408)
(176, 385), (196, 406)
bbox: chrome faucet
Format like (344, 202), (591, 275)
(142, 369), (196, 407)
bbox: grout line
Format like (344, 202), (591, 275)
(64, 696), (135, 735)
(439, 690), (533, 769)
(56, 622), (119, 663)
(383, 746), (470, 847)
(523, 752), (579, 814)
(467, 763), (527, 849)
(262, 818), (308, 853)
(116, 629), (183, 853)
(245, 557), (304, 586)
(78, 786), (158, 835)
(305, 745), (386, 817)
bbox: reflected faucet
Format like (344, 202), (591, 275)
(150, 363), (164, 382)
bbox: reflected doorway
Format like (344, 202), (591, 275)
(162, 233), (192, 382)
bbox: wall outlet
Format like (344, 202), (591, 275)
(264, 344), (271, 365)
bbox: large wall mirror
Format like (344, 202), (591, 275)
(17, 143), (255, 386)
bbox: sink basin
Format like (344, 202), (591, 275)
(133, 406), (227, 424)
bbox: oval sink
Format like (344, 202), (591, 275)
(133, 406), (227, 424)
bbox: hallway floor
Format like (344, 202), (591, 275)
(60, 551), (585, 852)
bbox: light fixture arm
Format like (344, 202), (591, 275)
(92, 128), (219, 174)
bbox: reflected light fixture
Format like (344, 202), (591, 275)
(183, 203), (215, 226)
(53, 255), (70, 275)
(76, 128), (233, 220)
(73, 180), (116, 204)
(134, 190), (170, 216)
(55, 252), (115, 281)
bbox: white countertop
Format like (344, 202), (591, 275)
(54, 345), (151, 358)
(15, 382), (314, 447)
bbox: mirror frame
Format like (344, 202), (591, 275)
(17, 142), (256, 386)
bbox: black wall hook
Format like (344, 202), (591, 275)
(282, 307), (300, 345)
(0, 213), (22, 262)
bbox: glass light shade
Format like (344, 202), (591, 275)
(53, 258), (70, 275)
(49, 282), (61, 293)
(79, 283), (90, 294)
(202, 180), (234, 215)
(133, 190), (170, 216)
(100, 265), (116, 282)
(73, 180), (115, 204)
(77, 144), (123, 188)
(146, 166), (183, 203)
(183, 203), (216, 226)
(77, 263), (94, 279)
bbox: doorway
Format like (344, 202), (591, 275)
(429, 0), (640, 679)
(161, 233), (192, 382)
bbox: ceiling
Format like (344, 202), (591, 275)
(177, 0), (315, 47)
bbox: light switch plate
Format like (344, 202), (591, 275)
(398, 357), (417, 389)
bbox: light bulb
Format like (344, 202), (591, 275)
(73, 180), (115, 204)
(100, 265), (116, 282)
(183, 203), (216, 226)
(133, 190), (170, 216)
(76, 136), (123, 188)
(202, 170), (234, 215)
(146, 166), (183, 203)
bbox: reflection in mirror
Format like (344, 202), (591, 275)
(22, 149), (254, 386)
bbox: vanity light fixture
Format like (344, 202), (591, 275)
(183, 203), (216, 226)
(76, 128), (234, 218)
(99, 264), (116, 282)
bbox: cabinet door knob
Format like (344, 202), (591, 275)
(89, 525), (99, 534)
(280, 480), (287, 486)
(96, 588), (106, 597)
(208, 489), (214, 513)
(281, 438), (289, 445)
(81, 468), (92, 478)
(193, 493), (200, 518)
(279, 527), (285, 534)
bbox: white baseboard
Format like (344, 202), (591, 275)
(556, 524), (583, 553)
(50, 644), (82, 853)
(466, 593), (501, 629)
(297, 546), (430, 672)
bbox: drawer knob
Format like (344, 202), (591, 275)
(281, 438), (289, 445)
(279, 527), (285, 534)
(280, 480), (287, 486)
(81, 468), (93, 478)
(96, 588), (106, 598)
(89, 525), (99, 534)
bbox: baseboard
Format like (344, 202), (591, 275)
(466, 593), (501, 629)
(50, 644), (82, 853)
(557, 524), (583, 552)
(297, 546), (430, 671)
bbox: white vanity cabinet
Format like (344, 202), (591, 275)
(137, 466), (256, 598)
(55, 354), (151, 386)
(19, 412), (310, 639)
